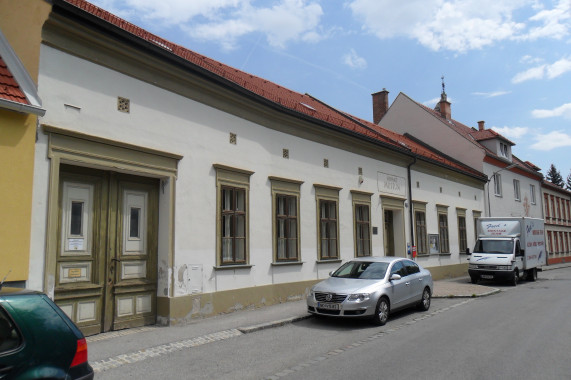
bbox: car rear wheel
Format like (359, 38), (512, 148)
(417, 287), (431, 311)
(527, 268), (537, 282)
(373, 297), (389, 326)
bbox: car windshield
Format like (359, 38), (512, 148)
(332, 261), (389, 279)
(473, 239), (513, 254)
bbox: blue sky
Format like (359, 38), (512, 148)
(91, 0), (571, 181)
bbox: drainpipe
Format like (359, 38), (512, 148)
(407, 156), (417, 260)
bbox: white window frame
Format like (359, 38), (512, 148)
(493, 173), (502, 197)
(513, 179), (521, 201)
(530, 185), (536, 205)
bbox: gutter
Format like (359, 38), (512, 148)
(0, 99), (46, 116)
(407, 156), (417, 259)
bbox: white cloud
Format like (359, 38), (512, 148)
(512, 57), (571, 83)
(472, 91), (511, 98)
(491, 126), (529, 139)
(525, 0), (571, 40)
(92, 0), (324, 50)
(530, 130), (571, 150)
(343, 49), (367, 69)
(347, 0), (570, 53)
(532, 103), (571, 119)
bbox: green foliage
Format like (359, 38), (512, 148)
(566, 172), (571, 191)
(546, 164), (564, 188)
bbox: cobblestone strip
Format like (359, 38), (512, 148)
(91, 329), (243, 373)
(86, 326), (158, 343)
(265, 299), (474, 379)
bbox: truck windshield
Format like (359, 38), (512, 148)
(473, 239), (513, 254)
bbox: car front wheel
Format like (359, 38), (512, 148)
(373, 297), (390, 326)
(418, 287), (431, 311)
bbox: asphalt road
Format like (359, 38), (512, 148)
(96, 267), (571, 379)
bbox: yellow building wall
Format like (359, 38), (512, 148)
(0, 0), (51, 82)
(0, 110), (37, 281)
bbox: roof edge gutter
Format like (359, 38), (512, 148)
(0, 99), (46, 116)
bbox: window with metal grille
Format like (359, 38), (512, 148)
(355, 204), (371, 257)
(458, 216), (467, 253)
(221, 186), (247, 264)
(415, 211), (427, 255)
(319, 200), (338, 260)
(276, 194), (298, 261)
(439, 213), (450, 253)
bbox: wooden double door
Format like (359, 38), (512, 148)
(55, 165), (159, 336)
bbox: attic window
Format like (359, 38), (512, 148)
(300, 102), (316, 111)
(500, 142), (509, 157)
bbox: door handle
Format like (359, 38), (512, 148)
(405, 282), (410, 286)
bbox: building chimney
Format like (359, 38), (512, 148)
(478, 120), (485, 131)
(438, 93), (451, 120)
(372, 89), (389, 124)
(437, 75), (451, 120)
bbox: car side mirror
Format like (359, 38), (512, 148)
(465, 248), (471, 256)
(390, 274), (401, 281)
(329, 271), (334, 276)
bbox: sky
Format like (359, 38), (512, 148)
(90, 0), (571, 181)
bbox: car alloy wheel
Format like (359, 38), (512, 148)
(374, 297), (389, 326)
(418, 288), (431, 311)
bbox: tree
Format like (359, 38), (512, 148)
(546, 164), (564, 188)
(567, 171), (571, 191)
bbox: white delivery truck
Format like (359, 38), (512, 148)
(468, 217), (546, 286)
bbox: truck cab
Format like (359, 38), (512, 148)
(469, 237), (524, 285)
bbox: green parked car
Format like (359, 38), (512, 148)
(0, 287), (94, 379)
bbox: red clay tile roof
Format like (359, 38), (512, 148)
(402, 93), (540, 176)
(470, 128), (515, 145)
(59, 0), (486, 180)
(0, 54), (29, 105)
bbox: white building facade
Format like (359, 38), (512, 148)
(376, 90), (543, 220)
(26, 0), (486, 335)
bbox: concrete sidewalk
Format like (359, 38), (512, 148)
(87, 263), (570, 373)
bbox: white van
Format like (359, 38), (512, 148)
(468, 217), (546, 286)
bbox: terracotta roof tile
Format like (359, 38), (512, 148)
(60, 0), (486, 180)
(402, 93), (541, 177)
(0, 55), (29, 105)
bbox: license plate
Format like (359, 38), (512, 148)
(481, 275), (493, 279)
(318, 302), (340, 310)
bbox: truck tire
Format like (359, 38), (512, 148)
(527, 268), (537, 282)
(510, 269), (519, 286)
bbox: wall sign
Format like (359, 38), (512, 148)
(377, 172), (406, 198)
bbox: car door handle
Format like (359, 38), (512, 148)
(405, 282), (410, 286)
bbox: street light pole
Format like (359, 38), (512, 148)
(486, 163), (517, 216)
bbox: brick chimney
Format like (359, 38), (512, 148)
(372, 89), (389, 124)
(478, 120), (485, 131)
(438, 93), (451, 120)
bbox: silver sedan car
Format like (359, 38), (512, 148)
(307, 257), (433, 325)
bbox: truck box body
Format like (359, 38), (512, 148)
(469, 217), (545, 285)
